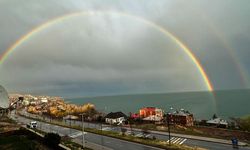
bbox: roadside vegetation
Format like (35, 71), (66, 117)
(33, 128), (92, 150)
(129, 123), (250, 144)
(0, 116), (51, 150)
(231, 115), (250, 132)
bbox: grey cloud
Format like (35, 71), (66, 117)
(0, 0), (250, 96)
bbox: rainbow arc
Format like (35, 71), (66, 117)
(0, 11), (214, 91)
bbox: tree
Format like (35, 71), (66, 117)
(141, 125), (150, 138)
(239, 116), (250, 132)
(121, 127), (127, 136)
(212, 114), (218, 119)
(44, 132), (61, 148)
(127, 117), (135, 135)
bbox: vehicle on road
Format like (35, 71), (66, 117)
(27, 121), (37, 128)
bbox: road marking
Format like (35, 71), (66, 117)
(174, 138), (183, 144)
(168, 137), (176, 143)
(172, 138), (180, 144)
(102, 127), (112, 131)
(69, 131), (87, 138)
(179, 139), (187, 145)
(167, 137), (187, 145)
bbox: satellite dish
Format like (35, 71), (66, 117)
(0, 85), (9, 109)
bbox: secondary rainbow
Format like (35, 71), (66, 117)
(199, 11), (249, 88)
(0, 10), (214, 91)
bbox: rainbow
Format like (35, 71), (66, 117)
(198, 10), (249, 89)
(0, 10), (214, 91)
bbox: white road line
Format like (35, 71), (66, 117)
(179, 139), (187, 145)
(172, 138), (180, 144)
(69, 131), (82, 138)
(174, 138), (183, 144)
(69, 131), (87, 138)
(168, 137), (187, 145)
(170, 137), (176, 142)
(167, 137), (175, 143)
(102, 127), (112, 131)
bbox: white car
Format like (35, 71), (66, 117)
(27, 121), (37, 128)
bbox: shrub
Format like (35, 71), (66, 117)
(44, 132), (61, 148)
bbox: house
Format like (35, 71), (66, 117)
(105, 112), (127, 125)
(41, 98), (48, 103)
(139, 107), (164, 118)
(206, 118), (228, 128)
(168, 109), (194, 126)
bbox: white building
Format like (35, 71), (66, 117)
(206, 118), (228, 128)
(105, 112), (127, 125)
(41, 98), (48, 103)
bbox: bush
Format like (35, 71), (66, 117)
(152, 136), (156, 140)
(121, 127), (127, 136)
(44, 132), (61, 148)
(239, 116), (250, 132)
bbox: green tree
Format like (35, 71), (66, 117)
(212, 114), (218, 119)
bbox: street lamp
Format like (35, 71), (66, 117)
(79, 113), (85, 149)
(167, 113), (171, 146)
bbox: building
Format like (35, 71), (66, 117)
(41, 98), (48, 103)
(169, 109), (194, 126)
(105, 112), (127, 125)
(139, 107), (164, 118)
(206, 118), (228, 128)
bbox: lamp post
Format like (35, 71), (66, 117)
(79, 113), (85, 149)
(167, 113), (171, 146)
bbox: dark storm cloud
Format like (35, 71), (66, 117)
(0, 0), (249, 96)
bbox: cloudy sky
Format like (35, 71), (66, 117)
(0, 0), (249, 97)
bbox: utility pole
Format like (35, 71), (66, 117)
(167, 113), (171, 146)
(80, 114), (85, 149)
(69, 116), (72, 134)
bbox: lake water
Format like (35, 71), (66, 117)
(67, 89), (250, 120)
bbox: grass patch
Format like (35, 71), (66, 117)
(0, 135), (38, 150)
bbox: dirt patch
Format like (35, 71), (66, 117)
(193, 126), (250, 143)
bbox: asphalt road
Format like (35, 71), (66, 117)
(61, 119), (250, 150)
(10, 113), (164, 150)
(12, 111), (250, 150)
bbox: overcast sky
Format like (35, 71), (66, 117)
(0, 0), (249, 97)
